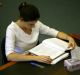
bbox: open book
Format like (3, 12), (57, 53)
(29, 38), (70, 64)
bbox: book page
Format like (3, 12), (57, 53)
(51, 53), (69, 64)
(42, 38), (69, 51)
(30, 43), (64, 59)
(29, 38), (68, 59)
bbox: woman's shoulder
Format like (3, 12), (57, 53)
(6, 21), (17, 30)
(35, 20), (44, 28)
(6, 21), (18, 33)
(36, 20), (43, 25)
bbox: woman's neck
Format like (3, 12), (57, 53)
(16, 20), (32, 35)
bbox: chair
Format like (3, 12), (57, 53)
(0, 37), (16, 71)
(1, 37), (9, 64)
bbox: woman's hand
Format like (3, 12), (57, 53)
(68, 37), (77, 49)
(57, 32), (77, 49)
(35, 56), (52, 64)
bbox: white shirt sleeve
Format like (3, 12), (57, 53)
(5, 27), (16, 56)
(38, 21), (59, 37)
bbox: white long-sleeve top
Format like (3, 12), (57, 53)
(5, 21), (59, 56)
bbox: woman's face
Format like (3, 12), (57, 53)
(22, 20), (37, 29)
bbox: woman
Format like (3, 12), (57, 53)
(5, 2), (76, 64)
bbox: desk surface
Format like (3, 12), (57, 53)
(0, 60), (80, 75)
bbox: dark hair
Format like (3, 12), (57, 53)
(18, 2), (40, 21)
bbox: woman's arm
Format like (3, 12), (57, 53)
(38, 21), (76, 49)
(7, 53), (52, 64)
(57, 32), (77, 49)
(7, 53), (37, 61)
(38, 21), (59, 37)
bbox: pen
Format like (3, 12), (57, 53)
(30, 62), (45, 68)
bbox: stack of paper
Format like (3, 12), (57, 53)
(71, 46), (80, 60)
(64, 46), (80, 71)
